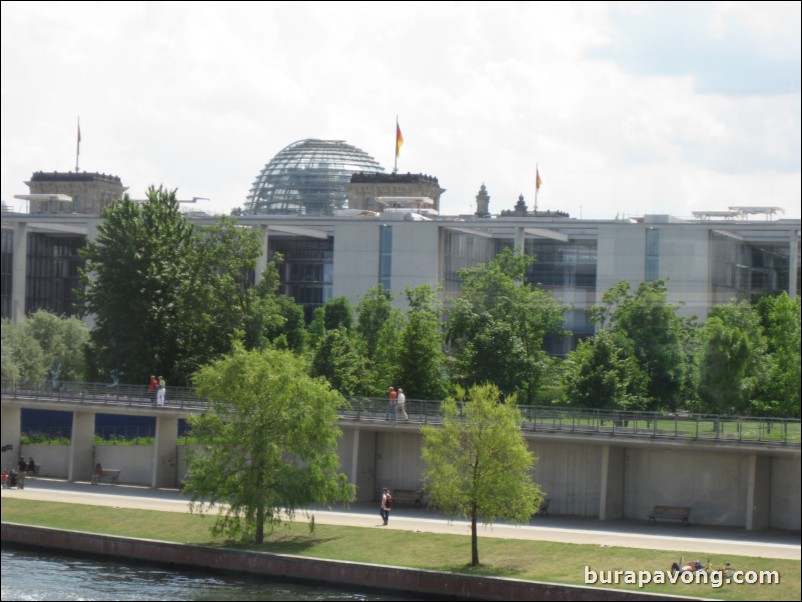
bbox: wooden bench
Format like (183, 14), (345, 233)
(648, 505), (691, 525)
(96, 468), (121, 484)
(391, 489), (424, 506)
(25, 463), (41, 477)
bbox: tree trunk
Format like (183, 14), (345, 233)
(255, 505), (265, 544)
(471, 510), (479, 566)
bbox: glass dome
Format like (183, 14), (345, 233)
(245, 139), (384, 215)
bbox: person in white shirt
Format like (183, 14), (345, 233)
(396, 388), (408, 421)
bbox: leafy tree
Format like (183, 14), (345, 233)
(323, 296), (354, 331)
(421, 384), (543, 566)
(563, 330), (647, 410)
(311, 327), (372, 396)
(458, 319), (532, 396)
(1, 318), (46, 384)
(447, 248), (566, 403)
(184, 343), (354, 544)
(697, 317), (753, 414)
(397, 285), (449, 399)
(590, 280), (686, 411)
(80, 187), (299, 385)
(243, 254), (305, 354)
(172, 216), (265, 377)
(368, 307), (405, 394)
(754, 293), (801, 417)
(308, 296), (375, 395)
(79, 187), (198, 384)
(307, 296), (355, 352)
(1, 311), (89, 384)
(356, 285), (396, 358)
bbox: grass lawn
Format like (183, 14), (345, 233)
(2, 499), (799, 601)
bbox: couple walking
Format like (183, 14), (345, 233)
(385, 387), (408, 422)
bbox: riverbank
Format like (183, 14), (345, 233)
(2, 480), (800, 600)
(2, 523), (694, 601)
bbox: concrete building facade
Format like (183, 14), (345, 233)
(2, 210), (800, 351)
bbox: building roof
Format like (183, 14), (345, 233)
(245, 139), (384, 216)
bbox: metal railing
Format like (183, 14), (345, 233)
(1, 379), (208, 411)
(3, 380), (800, 447)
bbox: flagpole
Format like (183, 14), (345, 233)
(534, 163), (538, 214)
(75, 117), (81, 172)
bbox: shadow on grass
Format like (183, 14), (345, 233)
(219, 533), (344, 556)
(446, 562), (528, 578)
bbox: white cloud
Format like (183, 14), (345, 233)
(2, 1), (799, 220)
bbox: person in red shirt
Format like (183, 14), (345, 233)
(386, 387), (398, 422)
(148, 375), (158, 404)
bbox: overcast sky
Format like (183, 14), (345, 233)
(2, 1), (800, 220)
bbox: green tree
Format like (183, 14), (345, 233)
(80, 187), (295, 385)
(311, 327), (372, 396)
(421, 384), (543, 566)
(754, 293), (801, 417)
(1, 311), (90, 384)
(356, 285), (396, 358)
(323, 296), (354, 331)
(172, 216), (265, 377)
(243, 255), (305, 354)
(591, 280), (686, 411)
(184, 343), (354, 544)
(307, 296), (355, 352)
(368, 307), (405, 394)
(447, 248), (566, 402)
(397, 285), (449, 399)
(563, 330), (648, 410)
(1, 319), (46, 384)
(79, 187), (198, 384)
(697, 317), (753, 414)
(308, 296), (375, 395)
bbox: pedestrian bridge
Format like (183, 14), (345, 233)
(2, 380), (800, 531)
(2, 380), (799, 447)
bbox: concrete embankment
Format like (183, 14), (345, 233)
(2, 523), (696, 601)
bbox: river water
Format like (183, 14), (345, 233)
(0, 547), (427, 601)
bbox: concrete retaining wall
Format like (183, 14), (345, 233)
(18, 445), (69, 478)
(530, 440), (603, 517)
(770, 455), (802, 530)
(0, 523), (693, 601)
(20, 432), (801, 531)
(624, 447), (748, 527)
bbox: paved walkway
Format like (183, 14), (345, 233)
(3, 478), (799, 561)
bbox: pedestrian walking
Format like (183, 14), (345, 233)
(397, 388), (408, 421)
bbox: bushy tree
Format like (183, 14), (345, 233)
(79, 187), (199, 384)
(563, 330), (647, 410)
(697, 317), (753, 414)
(448, 248), (566, 402)
(311, 327), (372, 396)
(356, 285), (396, 358)
(590, 280), (686, 411)
(422, 384), (543, 566)
(397, 285), (449, 399)
(309, 296), (375, 395)
(184, 343), (354, 544)
(243, 254), (305, 354)
(80, 187), (302, 385)
(754, 293), (801, 417)
(1, 311), (89, 384)
(1, 319), (46, 384)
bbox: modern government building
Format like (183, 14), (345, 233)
(2, 138), (800, 357)
(2, 139), (800, 531)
